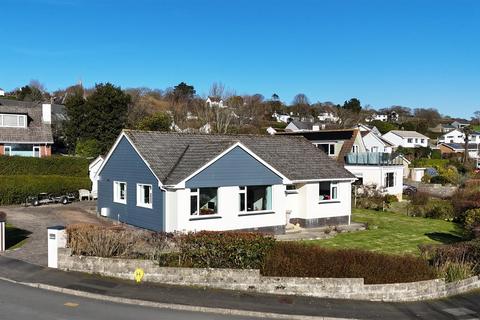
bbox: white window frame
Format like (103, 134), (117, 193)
(239, 185), (273, 213)
(319, 181), (338, 202)
(0, 114), (27, 128)
(136, 183), (152, 209)
(4, 146), (11, 156)
(315, 143), (335, 156)
(33, 146), (41, 158)
(384, 172), (395, 188)
(113, 181), (127, 204)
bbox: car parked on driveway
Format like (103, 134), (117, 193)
(403, 184), (418, 196)
(25, 193), (75, 207)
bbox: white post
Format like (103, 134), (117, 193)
(0, 221), (5, 252)
(47, 226), (66, 269)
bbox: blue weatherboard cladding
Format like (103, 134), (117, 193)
(97, 137), (164, 231)
(186, 146), (283, 188)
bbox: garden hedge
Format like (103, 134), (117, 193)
(262, 242), (436, 284)
(0, 156), (90, 177)
(0, 175), (91, 205)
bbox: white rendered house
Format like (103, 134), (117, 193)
(382, 130), (429, 148)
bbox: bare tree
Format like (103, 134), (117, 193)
(209, 82), (225, 99)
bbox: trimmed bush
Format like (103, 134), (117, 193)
(0, 175), (91, 205)
(0, 156), (90, 177)
(262, 242), (436, 284)
(67, 224), (173, 259)
(164, 231), (276, 269)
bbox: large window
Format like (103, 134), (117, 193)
(385, 172), (395, 188)
(315, 143), (335, 156)
(136, 184), (152, 208)
(319, 181), (338, 201)
(239, 185), (272, 212)
(190, 188), (218, 215)
(113, 181), (127, 204)
(0, 114), (27, 128)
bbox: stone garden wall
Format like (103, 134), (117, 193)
(58, 248), (480, 302)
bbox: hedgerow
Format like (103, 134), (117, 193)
(0, 156), (90, 177)
(0, 175), (91, 205)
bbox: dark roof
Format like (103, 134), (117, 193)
(0, 104), (53, 144)
(0, 98), (67, 123)
(123, 130), (355, 185)
(440, 143), (479, 151)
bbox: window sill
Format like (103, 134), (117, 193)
(318, 200), (341, 204)
(189, 215), (222, 221)
(113, 200), (127, 205)
(238, 210), (275, 217)
(136, 204), (153, 209)
(285, 190), (298, 194)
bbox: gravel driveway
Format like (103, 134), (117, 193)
(0, 201), (112, 266)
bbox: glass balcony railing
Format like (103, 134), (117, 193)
(345, 152), (403, 166)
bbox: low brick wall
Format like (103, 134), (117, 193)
(58, 248), (480, 302)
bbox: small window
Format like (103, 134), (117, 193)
(352, 145), (359, 153)
(421, 139), (425, 143)
(316, 143), (335, 156)
(113, 181), (127, 204)
(385, 172), (395, 188)
(4, 146), (11, 156)
(190, 188), (218, 215)
(415, 138), (418, 143)
(407, 138), (413, 143)
(239, 185), (272, 212)
(319, 182), (338, 201)
(137, 184), (152, 208)
(371, 146), (379, 152)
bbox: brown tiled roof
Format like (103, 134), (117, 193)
(123, 130), (355, 185)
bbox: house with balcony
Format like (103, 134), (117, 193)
(278, 129), (404, 199)
(96, 130), (355, 233)
(0, 100), (54, 157)
(382, 130), (429, 149)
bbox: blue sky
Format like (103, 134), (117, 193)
(1, 0), (479, 118)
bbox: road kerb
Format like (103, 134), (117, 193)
(0, 276), (356, 320)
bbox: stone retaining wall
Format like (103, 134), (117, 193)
(58, 249), (480, 302)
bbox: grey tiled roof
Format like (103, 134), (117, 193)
(123, 130), (355, 185)
(0, 104), (53, 144)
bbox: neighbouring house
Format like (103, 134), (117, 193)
(317, 112), (339, 123)
(382, 130), (430, 148)
(451, 121), (470, 129)
(356, 124), (381, 137)
(360, 131), (394, 153)
(430, 123), (456, 133)
(438, 129), (480, 145)
(278, 129), (404, 199)
(206, 96), (227, 108)
(366, 111), (399, 123)
(89, 156), (105, 199)
(438, 143), (480, 160)
(0, 88), (4, 96)
(272, 112), (291, 123)
(285, 120), (325, 132)
(0, 101), (54, 157)
(96, 130), (355, 233)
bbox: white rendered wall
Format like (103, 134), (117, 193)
(345, 165), (404, 197)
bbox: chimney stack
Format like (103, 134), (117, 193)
(42, 103), (52, 124)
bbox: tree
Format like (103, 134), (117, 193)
(209, 82), (225, 99)
(342, 98), (362, 113)
(271, 93), (279, 101)
(75, 138), (102, 157)
(136, 112), (171, 131)
(292, 93), (310, 106)
(172, 82), (196, 102)
(64, 83), (130, 154)
(463, 126), (472, 164)
(15, 85), (43, 102)
(473, 111), (480, 124)
(413, 108), (441, 126)
(370, 120), (398, 134)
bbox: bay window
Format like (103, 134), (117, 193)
(136, 184), (152, 208)
(319, 181), (338, 201)
(239, 185), (272, 212)
(190, 188), (218, 215)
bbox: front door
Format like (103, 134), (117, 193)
(33, 146), (40, 158)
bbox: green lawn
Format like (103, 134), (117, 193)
(308, 209), (464, 255)
(5, 224), (31, 250)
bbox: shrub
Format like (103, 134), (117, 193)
(464, 209), (480, 238)
(75, 139), (103, 158)
(438, 261), (475, 282)
(408, 199), (455, 220)
(262, 242), (436, 284)
(67, 224), (173, 259)
(0, 175), (91, 205)
(420, 240), (480, 274)
(0, 156), (89, 177)
(430, 175), (451, 185)
(410, 191), (429, 206)
(164, 231), (276, 269)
